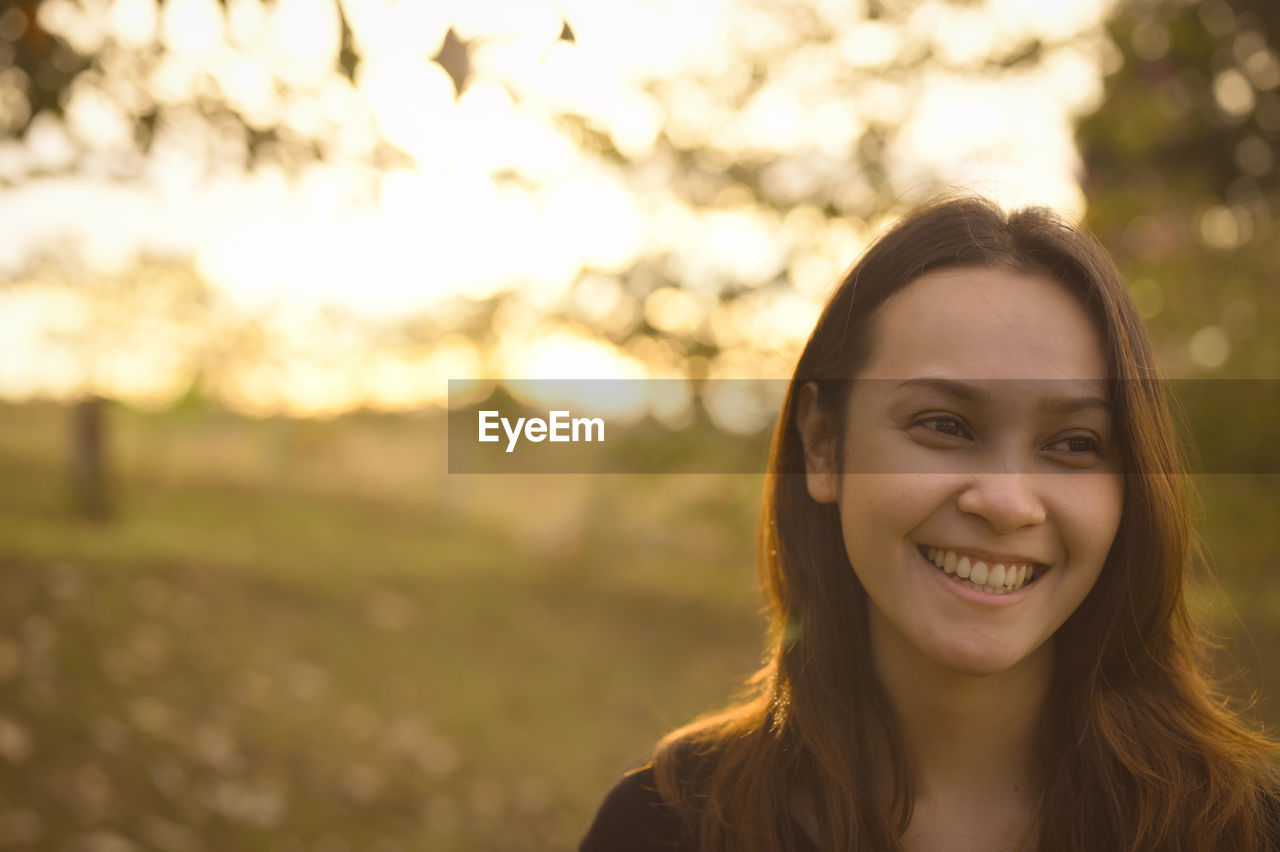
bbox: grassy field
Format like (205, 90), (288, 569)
(0, 400), (1276, 851)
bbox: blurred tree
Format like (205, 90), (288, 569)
(1078, 0), (1280, 379)
(0, 0), (454, 517)
(10, 252), (217, 517)
(70, 395), (110, 518)
(1077, 0), (1280, 678)
(1, 0), (1103, 335)
(0, 0), (1122, 513)
(0, 0), (476, 169)
(430, 0), (1115, 397)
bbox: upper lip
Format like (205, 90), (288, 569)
(922, 544), (1049, 567)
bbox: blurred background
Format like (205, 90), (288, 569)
(0, 0), (1278, 849)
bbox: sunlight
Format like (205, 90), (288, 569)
(268, 0), (340, 87)
(644, 287), (704, 336)
(1, 0), (1123, 416)
(160, 0), (224, 56)
(670, 206), (788, 291)
(543, 174), (644, 274)
(451, 0), (561, 45)
(989, 0), (1115, 42)
(358, 55), (456, 159)
(108, 0), (159, 47)
(893, 70), (1090, 215)
(837, 21), (901, 69)
(97, 337), (194, 409)
(495, 326), (648, 382)
(497, 327), (654, 421)
(0, 287), (82, 401)
(703, 349), (790, 434)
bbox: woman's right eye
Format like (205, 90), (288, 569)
(913, 414), (971, 440)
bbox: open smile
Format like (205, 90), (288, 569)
(916, 545), (1049, 595)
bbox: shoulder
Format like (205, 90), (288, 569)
(578, 763), (693, 852)
(580, 745), (723, 852)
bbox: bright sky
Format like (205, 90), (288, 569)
(0, 0), (1120, 417)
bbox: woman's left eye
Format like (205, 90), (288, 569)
(1045, 434), (1103, 456)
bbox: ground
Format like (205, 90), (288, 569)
(0, 401), (1273, 851)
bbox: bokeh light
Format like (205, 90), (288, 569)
(0, 0), (1125, 416)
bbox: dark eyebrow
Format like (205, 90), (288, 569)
(1042, 395), (1111, 416)
(896, 378), (1111, 414)
(896, 378), (989, 404)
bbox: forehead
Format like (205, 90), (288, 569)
(859, 266), (1109, 385)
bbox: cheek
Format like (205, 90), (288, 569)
(1063, 473), (1125, 565)
(836, 475), (952, 560)
(838, 475), (916, 524)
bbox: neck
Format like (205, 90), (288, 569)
(868, 609), (1051, 804)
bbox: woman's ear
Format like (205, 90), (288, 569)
(795, 382), (839, 504)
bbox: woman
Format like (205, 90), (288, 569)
(580, 195), (1280, 850)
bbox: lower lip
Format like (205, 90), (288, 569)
(920, 549), (1042, 607)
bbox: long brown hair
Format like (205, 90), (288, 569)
(651, 195), (1279, 850)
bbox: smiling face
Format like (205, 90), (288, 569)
(797, 266), (1124, 677)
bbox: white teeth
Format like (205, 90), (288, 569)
(923, 548), (1040, 594)
(988, 564), (1006, 587)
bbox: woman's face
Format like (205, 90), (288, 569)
(798, 266), (1124, 677)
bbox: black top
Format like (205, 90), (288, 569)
(580, 749), (821, 852)
(581, 759), (1280, 851)
(579, 765), (694, 852)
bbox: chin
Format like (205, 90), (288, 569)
(929, 639), (1028, 677)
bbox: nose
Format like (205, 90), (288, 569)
(955, 473), (1047, 534)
